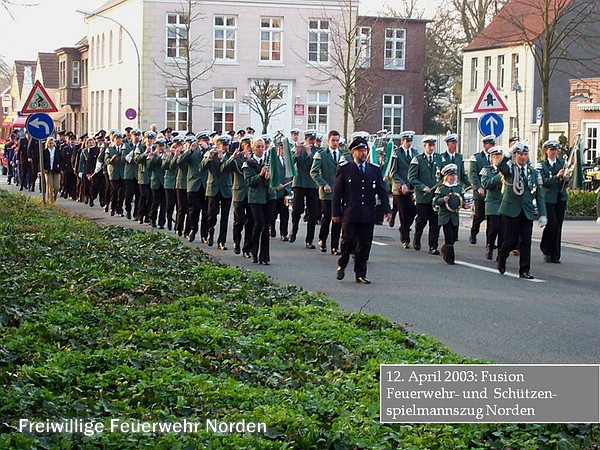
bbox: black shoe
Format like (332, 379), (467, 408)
(402, 242), (410, 249)
(151, 221), (157, 228)
(159, 225), (165, 230)
(280, 236), (289, 242)
(126, 211), (132, 220)
(259, 260), (270, 265)
(207, 237), (214, 247)
(201, 237), (208, 244)
(486, 249), (493, 260)
(110, 211), (116, 217)
(218, 243), (227, 250)
(243, 252), (252, 259)
(138, 219), (144, 224)
(336, 266), (345, 280)
(233, 244), (241, 255)
(356, 277), (371, 284)
(89, 201), (94, 207)
(252, 256), (258, 264)
(519, 273), (534, 279)
(429, 248), (440, 255)
(498, 259), (506, 275)
(389, 218), (395, 228)
(331, 248), (340, 256)
(188, 231), (196, 242)
(306, 242), (316, 249)
(543, 254), (551, 263)
(289, 234), (296, 243)
(270, 230), (276, 238)
(550, 259), (561, 264)
(318, 240), (326, 252)
(469, 234), (476, 244)
(105, 205), (110, 213)
(167, 220), (172, 231)
(177, 230), (183, 237)
(413, 242), (421, 251)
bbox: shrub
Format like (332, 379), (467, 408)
(566, 190), (597, 217)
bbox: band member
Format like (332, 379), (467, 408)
(433, 164), (468, 264)
(480, 146), (505, 260)
(469, 134), (496, 244)
(310, 130), (349, 255)
(290, 130), (321, 248)
(333, 136), (392, 284)
(163, 138), (181, 231)
(60, 134), (79, 200)
(105, 131), (127, 216)
(123, 129), (142, 220)
(495, 142), (547, 279)
(441, 134), (470, 187)
(135, 131), (156, 224)
(171, 136), (193, 237)
(408, 135), (443, 254)
(78, 137), (100, 207)
(389, 130), (418, 248)
(537, 139), (569, 263)
(270, 142), (292, 241)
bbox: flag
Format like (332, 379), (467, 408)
(571, 136), (584, 190)
(282, 137), (297, 178)
(368, 144), (379, 166)
(381, 141), (395, 179)
(268, 144), (281, 189)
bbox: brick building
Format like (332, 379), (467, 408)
(569, 78), (600, 164)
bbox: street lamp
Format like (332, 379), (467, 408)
(512, 79), (522, 139)
(76, 9), (141, 129)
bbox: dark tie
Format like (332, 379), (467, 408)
(332, 150), (337, 163)
(258, 159), (263, 167)
(406, 150), (410, 160)
(360, 163), (365, 174)
(450, 155), (454, 163)
(521, 167), (528, 188)
(428, 156), (433, 165)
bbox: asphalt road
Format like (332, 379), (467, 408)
(2, 177), (598, 364)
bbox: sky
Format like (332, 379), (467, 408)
(1, 0), (438, 66)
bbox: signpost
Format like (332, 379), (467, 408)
(478, 112), (504, 137)
(21, 80), (58, 114)
(473, 81), (508, 114)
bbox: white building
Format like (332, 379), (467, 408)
(84, 0), (348, 135)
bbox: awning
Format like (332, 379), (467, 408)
(13, 115), (29, 128)
(577, 103), (600, 111)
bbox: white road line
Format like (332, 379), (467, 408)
(455, 260), (546, 282)
(372, 240), (388, 246)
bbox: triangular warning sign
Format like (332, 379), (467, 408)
(473, 81), (508, 113)
(21, 80), (58, 113)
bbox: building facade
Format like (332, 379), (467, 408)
(569, 78), (600, 164)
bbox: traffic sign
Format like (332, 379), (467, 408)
(535, 107), (542, 125)
(26, 113), (55, 140)
(479, 112), (504, 137)
(21, 80), (58, 113)
(473, 81), (508, 113)
(125, 108), (137, 120)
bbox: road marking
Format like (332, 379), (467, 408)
(455, 260), (546, 282)
(372, 240), (388, 246)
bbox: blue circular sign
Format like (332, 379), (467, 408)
(25, 113), (55, 140)
(125, 108), (137, 120)
(478, 112), (504, 137)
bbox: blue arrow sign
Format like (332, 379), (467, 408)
(26, 112), (55, 140)
(479, 112), (504, 137)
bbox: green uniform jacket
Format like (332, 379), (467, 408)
(408, 153), (443, 204)
(123, 142), (139, 180)
(201, 152), (233, 198)
(105, 144), (127, 180)
(292, 147), (318, 189)
(469, 150), (489, 200)
(390, 146), (417, 195)
(177, 147), (205, 193)
(148, 155), (165, 190)
(433, 183), (465, 226)
(135, 145), (152, 185)
(77, 148), (89, 174)
(273, 155), (292, 199)
(441, 151), (470, 187)
(310, 148), (349, 200)
(170, 155), (187, 190)
(496, 157), (547, 220)
(162, 154), (177, 190)
(536, 158), (568, 204)
(224, 153), (248, 202)
(480, 165), (503, 216)
(243, 158), (273, 204)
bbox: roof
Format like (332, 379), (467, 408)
(465, 0), (575, 52)
(13, 60), (36, 95)
(37, 52), (59, 89)
(92, 0), (128, 15)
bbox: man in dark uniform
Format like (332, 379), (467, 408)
(408, 135), (443, 254)
(61, 133), (79, 200)
(537, 139), (569, 263)
(495, 142), (547, 279)
(18, 132), (32, 191)
(332, 136), (392, 284)
(441, 134), (470, 187)
(389, 130), (418, 248)
(105, 131), (127, 216)
(469, 134), (496, 244)
(480, 146), (505, 260)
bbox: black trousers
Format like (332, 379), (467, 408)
(540, 201), (566, 261)
(124, 179), (139, 216)
(104, 172), (112, 206)
(442, 221), (458, 246)
(150, 187), (166, 226)
(393, 193), (417, 244)
(498, 211), (533, 275)
(207, 193), (232, 244)
(187, 188), (208, 237)
(250, 200), (275, 262)
(270, 196), (289, 238)
(233, 199), (254, 253)
(291, 187), (319, 243)
(471, 199), (486, 238)
(64, 172), (77, 199)
(90, 173), (105, 204)
(175, 188), (190, 235)
(164, 188), (177, 227)
(486, 214), (503, 251)
(110, 179), (125, 214)
(414, 203), (439, 249)
(138, 183), (151, 222)
(338, 221), (374, 278)
(318, 199), (341, 249)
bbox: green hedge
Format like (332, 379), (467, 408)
(0, 190), (598, 449)
(566, 190), (597, 217)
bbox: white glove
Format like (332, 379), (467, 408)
(78, 172), (83, 178)
(538, 216), (548, 228)
(596, 217), (600, 225)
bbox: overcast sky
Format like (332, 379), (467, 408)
(1, 0), (438, 65)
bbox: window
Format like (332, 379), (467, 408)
(355, 26), (371, 68)
(59, 60), (67, 88)
(212, 88), (235, 133)
(107, 89), (112, 130)
(214, 15), (236, 61)
(72, 61), (80, 86)
(382, 95), (403, 134)
(101, 33), (105, 66)
(586, 126), (598, 163)
(96, 35), (100, 68)
(484, 56), (492, 83)
(308, 19), (329, 63)
(118, 27), (123, 62)
(90, 37), (95, 69)
(384, 28), (405, 70)
(167, 13), (189, 58)
(511, 53), (519, 87)
(100, 90), (105, 129)
(166, 88), (189, 131)
(497, 55), (505, 90)
(260, 17), (282, 62)
(118, 88), (122, 130)
(94, 91), (100, 131)
(307, 91), (329, 133)
(470, 57), (478, 91)
(81, 58), (88, 86)
(109, 31), (113, 64)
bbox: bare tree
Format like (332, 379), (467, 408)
(1, 0), (38, 20)
(0, 57), (11, 89)
(151, 0), (214, 131)
(245, 78), (286, 134)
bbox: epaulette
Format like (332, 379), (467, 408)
(479, 167), (488, 177)
(313, 151), (322, 160)
(241, 161), (249, 169)
(535, 162), (543, 170)
(339, 160), (349, 166)
(469, 154), (477, 161)
(410, 157), (419, 165)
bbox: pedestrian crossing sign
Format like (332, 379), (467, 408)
(21, 80), (58, 113)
